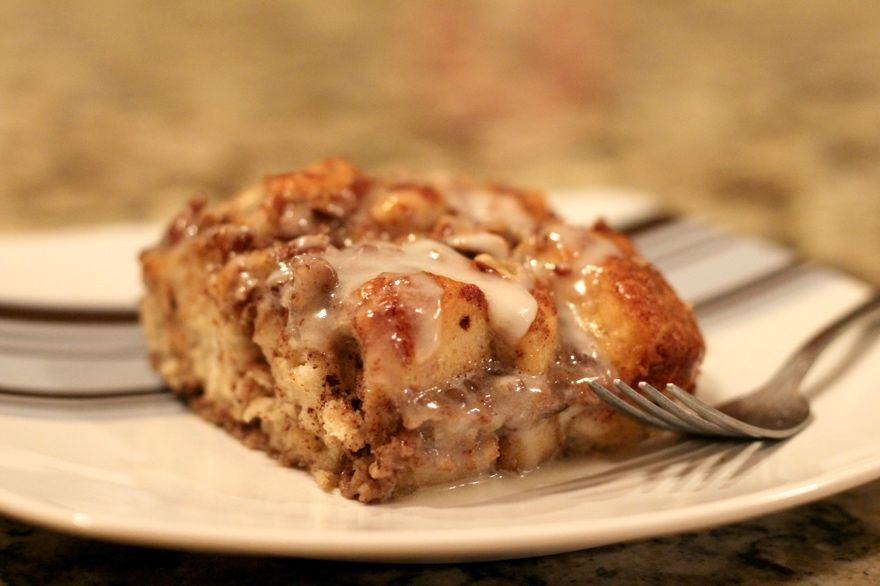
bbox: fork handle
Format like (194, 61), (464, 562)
(772, 292), (880, 387)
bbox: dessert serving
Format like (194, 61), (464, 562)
(139, 158), (704, 503)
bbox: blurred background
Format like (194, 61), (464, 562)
(1, 0), (878, 283)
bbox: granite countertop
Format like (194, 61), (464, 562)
(1, 1), (879, 584)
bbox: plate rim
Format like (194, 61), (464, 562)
(2, 441), (880, 562)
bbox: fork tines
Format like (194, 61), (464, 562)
(588, 380), (760, 438)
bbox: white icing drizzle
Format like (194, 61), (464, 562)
(298, 304), (333, 353)
(557, 297), (606, 368)
(451, 190), (536, 236)
(444, 232), (511, 259)
(322, 239), (538, 348)
(527, 223), (622, 369)
(384, 225), (627, 443)
(391, 272), (443, 364)
(267, 223), (625, 436)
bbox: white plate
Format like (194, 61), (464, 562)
(1, 193), (879, 562)
(0, 223), (162, 312)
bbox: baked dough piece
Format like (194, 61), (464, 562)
(140, 158), (704, 502)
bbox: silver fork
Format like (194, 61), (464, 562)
(589, 292), (880, 439)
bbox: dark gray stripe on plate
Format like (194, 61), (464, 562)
(0, 384), (169, 400)
(647, 232), (739, 268)
(693, 260), (808, 315)
(0, 303), (139, 324)
(618, 212), (677, 236)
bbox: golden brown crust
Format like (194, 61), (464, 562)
(580, 255), (704, 389)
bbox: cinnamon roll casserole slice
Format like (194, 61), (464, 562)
(139, 158), (704, 502)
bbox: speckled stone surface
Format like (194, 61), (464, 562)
(2, 1), (880, 584)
